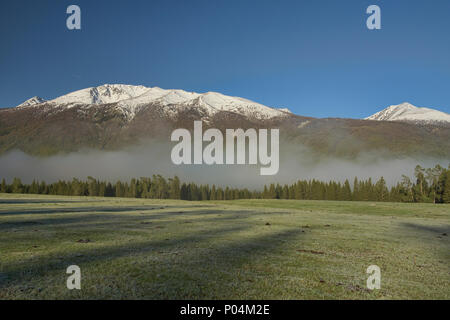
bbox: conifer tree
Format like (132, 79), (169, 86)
(343, 179), (352, 201)
(11, 178), (23, 194)
(0, 178), (7, 193)
(210, 185), (216, 200)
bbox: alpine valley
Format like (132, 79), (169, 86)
(1, 84), (449, 159)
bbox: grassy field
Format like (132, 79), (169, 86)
(0, 193), (448, 299)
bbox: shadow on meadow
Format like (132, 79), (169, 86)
(0, 204), (214, 216)
(400, 222), (450, 267)
(0, 204), (305, 298)
(401, 222), (450, 236)
(0, 207), (271, 231)
(0, 199), (84, 204)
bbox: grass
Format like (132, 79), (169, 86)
(0, 193), (448, 300)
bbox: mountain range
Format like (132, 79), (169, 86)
(1, 84), (449, 159)
(15, 84), (292, 121)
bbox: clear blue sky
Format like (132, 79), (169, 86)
(1, 0), (449, 118)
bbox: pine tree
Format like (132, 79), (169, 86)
(375, 177), (388, 201)
(441, 170), (450, 203)
(342, 179), (352, 201)
(414, 165), (428, 202)
(210, 185), (216, 200)
(352, 177), (359, 201)
(426, 165), (443, 203)
(0, 178), (7, 193)
(217, 187), (224, 200)
(169, 176), (181, 199)
(269, 184), (276, 199)
(201, 185), (209, 200)
(11, 178), (23, 194)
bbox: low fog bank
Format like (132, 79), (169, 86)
(0, 142), (447, 189)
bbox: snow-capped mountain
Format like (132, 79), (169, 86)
(16, 84), (291, 121)
(366, 102), (450, 124)
(2, 89), (450, 159)
(16, 96), (47, 108)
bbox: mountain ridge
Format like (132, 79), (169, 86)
(366, 102), (450, 124)
(14, 84), (292, 121)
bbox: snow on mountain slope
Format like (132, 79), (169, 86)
(366, 102), (450, 124)
(16, 84), (291, 120)
(50, 84), (150, 105)
(196, 92), (289, 118)
(16, 96), (47, 108)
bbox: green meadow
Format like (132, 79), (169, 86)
(0, 193), (448, 299)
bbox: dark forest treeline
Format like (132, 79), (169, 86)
(1, 165), (450, 203)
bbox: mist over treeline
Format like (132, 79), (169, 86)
(2, 164), (450, 203)
(0, 141), (448, 188)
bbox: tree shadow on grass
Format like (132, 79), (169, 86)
(400, 222), (450, 263)
(0, 207), (266, 232)
(0, 199), (83, 204)
(0, 197), (283, 233)
(0, 204), (213, 216)
(0, 209), (305, 298)
(0, 213), (127, 231)
(401, 222), (450, 236)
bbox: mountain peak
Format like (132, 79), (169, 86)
(366, 102), (450, 124)
(392, 102), (416, 109)
(16, 96), (46, 108)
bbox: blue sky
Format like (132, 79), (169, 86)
(1, 0), (449, 118)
